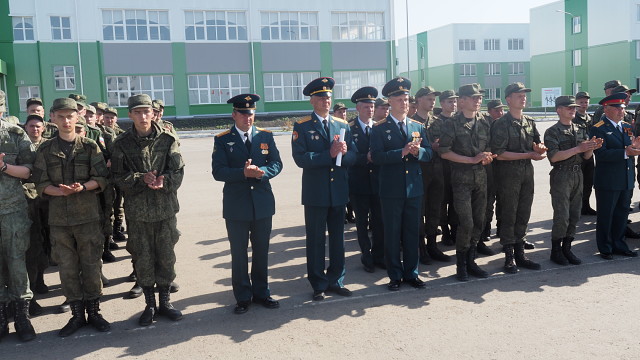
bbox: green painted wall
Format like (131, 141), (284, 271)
(426, 64), (455, 92)
(530, 52), (566, 107)
(587, 41), (631, 103)
(170, 42), (187, 117)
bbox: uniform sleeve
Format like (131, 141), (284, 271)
(89, 143), (109, 191)
(590, 126), (626, 162)
(258, 133), (283, 181)
(489, 118), (509, 155)
(532, 120), (541, 143)
(15, 131), (35, 171)
(437, 119), (455, 155)
(291, 122), (333, 169)
(33, 146), (52, 197)
(212, 135), (246, 183)
(110, 140), (149, 194)
(159, 139), (184, 192)
(340, 125), (357, 167)
(417, 123), (433, 162)
(543, 126), (560, 164)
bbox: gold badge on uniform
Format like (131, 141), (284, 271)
(260, 143), (269, 154)
(412, 131), (420, 142)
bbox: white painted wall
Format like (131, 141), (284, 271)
(588, 0), (639, 47)
(529, 1), (564, 56)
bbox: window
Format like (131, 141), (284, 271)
(508, 38), (524, 50)
(460, 64), (476, 77)
(508, 62), (525, 75)
(188, 74), (250, 104)
(102, 9), (170, 41)
(573, 82), (581, 94)
(184, 11), (247, 41)
(636, 40), (640, 59)
(54, 66), (76, 90)
(106, 75), (174, 107)
(13, 17), (34, 41)
(51, 16), (71, 40)
(18, 86), (40, 111)
(485, 63), (501, 76)
(333, 70), (386, 99)
(572, 16), (581, 34)
(484, 88), (501, 100)
(263, 72), (319, 101)
(459, 39), (475, 51)
(637, 4), (640, 21)
(260, 12), (318, 40)
(484, 39), (500, 51)
(331, 12), (384, 40)
(573, 49), (582, 66)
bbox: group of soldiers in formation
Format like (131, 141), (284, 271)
(0, 74), (639, 338)
(0, 91), (183, 341)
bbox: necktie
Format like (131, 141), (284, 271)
(365, 126), (370, 138)
(398, 121), (407, 138)
(244, 132), (251, 152)
(323, 119), (330, 138)
(617, 124), (623, 133)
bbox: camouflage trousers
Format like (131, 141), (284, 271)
(421, 160), (444, 239)
(450, 166), (487, 251)
(0, 207), (33, 302)
(51, 221), (103, 302)
(100, 184), (115, 236)
(26, 197), (49, 286)
(495, 160), (534, 245)
(549, 167), (583, 240)
(128, 216), (180, 288)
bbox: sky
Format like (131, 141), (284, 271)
(393, 0), (558, 37)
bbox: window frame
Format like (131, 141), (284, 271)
(508, 62), (525, 75)
(187, 73), (251, 105)
(105, 75), (174, 107)
(484, 39), (500, 51)
(184, 10), (248, 41)
(102, 9), (171, 41)
(508, 38), (524, 50)
(330, 11), (385, 40)
(573, 49), (582, 67)
(50, 16), (72, 41)
(459, 64), (477, 77)
(260, 11), (319, 41)
(262, 72), (320, 102)
(13, 16), (35, 41)
(572, 16), (581, 34)
(18, 86), (40, 111)
(484, 88), (501, 100)
(485, 63), (501, 76)
(458, 39), (475, 51)
(332, 70), (386, 99)
(53, 65), (76, 91)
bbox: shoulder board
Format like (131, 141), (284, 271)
(296, 116), (312, 124)
(348, 120), (355, 126)
(215, 129), (231, 138)
(374, 119), (387, 126)
(332, 116), (348, 124)
(409, 119), (423, 125)
(256, 127), (271, 133)
(593, 120), (605, 128)
(623, 120), (632, 126)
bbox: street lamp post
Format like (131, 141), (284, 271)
(557, 10), (577, 94)
(410, 38), (425, 86)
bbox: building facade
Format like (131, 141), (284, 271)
(0, 0), (395, 119)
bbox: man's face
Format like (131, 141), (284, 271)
(556, 106), (577, 121)
(95, 110), (104, 124)
(440, 98), (457, 114)
(576, 97), (589, 112)
(356, 102), (375, 121)
(103, 113), (118, 128)
(75, 126), (86, 137)
(458, 95), (483, 113)
(408, 102), (417, 117)
(157, 107), (164, 120)
(129, 107), (154, 133)
(310, 95), (332, 114)
(232, 110), (255, 132)
(604, 105), (626, 122)
(374, 105), (389, 120)
(77, 106), (86, 117)
(25, 120), (44, 141)
(27, 104), (44, 117)
(388, 94), (409, 117)
(334, 108), (347, 120)
(623, 92), (631, 105)
(417, 94), (437, 112)
(85, 112), (97, 126)
(488, 107), (504, 120)
(506, 92), (527, 110)
(51, 109), (78, 135)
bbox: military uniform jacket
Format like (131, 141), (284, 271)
(544, 121), (589, 166)
(212, 125), (283, 221)
(489, 112), (541, 156)
(348, 118), (379, 195)
(291, 113), (356, 207)
(32, 136), (109, 226)
(0, 120), (35, 215)
(370, 115), (432, 198)
(573, 112), (592, 133)
(22, 139), (45, 200)
(590, 118), (635, 191)
(438, 112), (491, 173)
(111, 122), (184, 222)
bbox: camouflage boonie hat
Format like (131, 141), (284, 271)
(104, 107), (118, 116)
(26, 97), (43, 108)
(458, 83), (484, 97)
(439, 90), (458, 101)
(504, 82), (531, 98)
(0, 90), (6, 112)
(91, 102), (108, 111)
(128, 94), (153, 110)
(50, 98), (78, 113)
(68, 93), (87, 107)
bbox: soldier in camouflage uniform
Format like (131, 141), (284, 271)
(111, 94), (184, 326)
(574, 92), (597, 216)
(0, 90), (37, 342)
(544, 96), (601, 266)
(152, 99), (179, 139)
(26, 97), (45, 118)
(490, 83), (546, 273)
(592, 80), (621, 123)
(438, 84), (495, 281)
(32, 98), (110, 337)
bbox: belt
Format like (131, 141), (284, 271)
(554, 164), (581, 172)
(450, 162), (484, 170)
(500, 159), (531, 166)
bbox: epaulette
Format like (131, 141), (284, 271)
(296, 116), (312, 124)
(215, 129), (231, 138)
(593, 120), (605, 128)
(348, 120), (355, 126)
(374, 119), (387, 126)
(332, 116), (348, 124)
(409, 119), (423, 125)
(256, 127), (271, 133)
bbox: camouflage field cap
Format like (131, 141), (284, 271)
(91, 102), (108, 111)
(25, 114), (44, 124)
(153, 99), (165, 109)
(414, 86), (441, 98)
(50, 98), (78, 112)
(85, 104), (97, 114)
(555, 95), (580, 108)
(487, 99), (506, 110)
(575, 91), (590, 99)
(0, 90), (5, 112)
(128, 94), (153, 110)
(611, 84), (637, 95)
(439, 90), (458, 101)
(505, 82), (531, 98)
(604, 80), (621, 91)
(68, 93), (87, 107)
(458, 83), (484, 97)
(26, 97), (43, 108)
(374, 98), (389, 107)
(333, 102), (347, 112)
(104, 107), (118, 116)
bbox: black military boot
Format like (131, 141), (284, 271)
(450, 225), (458, 246)
(476, 240), (495, 256)
(58, 300), (70, 313)
(107, 235), (119, 250)
(466, 244), (489, 278)
(503, 244), (518, 274)
(427, 236), (450, 262)
(85, 298), (110, 332)
(418, 240), (432, 265)
(514, 242), (541, 270)
(59, 300), (86, 337)
(129, 282), (143, 298)
(28, 298), (43, 316)
(550, 239), (569, 265)
(440, 225), (454, 246)
(102, 238), (116, 263)
(0, 302), (8, 341)
(14, 300), (36, 342)
(455, 251), (469, 282)
(35, 270), (49, 294)
(562, 237), (582, 265)
(113, 220), (126, 242)
(481, 222), (491, 242)
(158, 287), (183, 321)
(139, 287), (156, 326)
